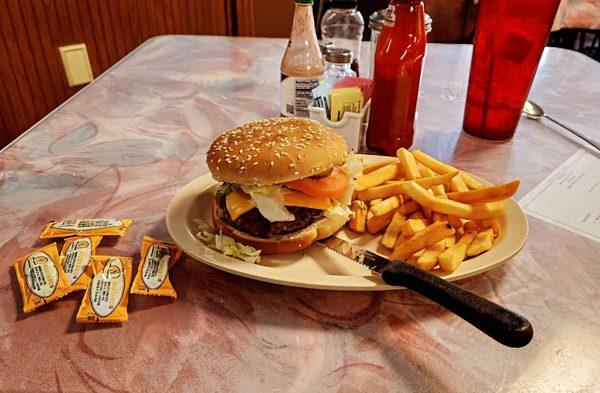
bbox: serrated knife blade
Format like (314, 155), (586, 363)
(315, 235), (534, 348)
(316, 236), (389, 274)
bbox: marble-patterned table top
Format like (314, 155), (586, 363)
(1, 36), (599, 392)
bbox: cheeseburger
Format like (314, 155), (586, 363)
(206, 118), (361, 254)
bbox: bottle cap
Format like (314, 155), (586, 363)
(324, 48), (352, 64)
(295, 0), (313, 3)
(319, 41), (334, 55)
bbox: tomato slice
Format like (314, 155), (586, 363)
(285, 166), (350, 198)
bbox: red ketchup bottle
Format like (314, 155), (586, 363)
(366, 0), (426, 155)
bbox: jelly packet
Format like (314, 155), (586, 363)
(76, 256), (132, 323)
(40, 219), (132, 238)
(60, 236), (103, 291)
(13, 243), (71, 313)
(131, 236), (182, 298)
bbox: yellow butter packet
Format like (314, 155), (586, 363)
(13, 243), (71, 313)
(59, 236), (103, 291)
(40, 219), (132, 238)
(131, 236), (182, 298)
(76, 256), (132, 323)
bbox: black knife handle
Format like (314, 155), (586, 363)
(382, 260), (533, 348)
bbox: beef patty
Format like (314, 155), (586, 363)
(217, 194), (324, 238)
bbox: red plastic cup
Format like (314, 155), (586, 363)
(463, 0), (561, 141)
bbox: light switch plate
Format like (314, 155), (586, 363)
(58, 43), (94, 87)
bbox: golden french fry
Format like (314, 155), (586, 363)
(367, 209), (374, 220)
(447, 215), (463, 229)
(417, 240), (446, 271)
(458, 230), (478, 246)
(355, 171), (457, 201)
(355, 164), (403, 191)
(400, 218), (428, 237)
(371, 195), (404, 217)
(438, 230), (477, 272)
(438, 244), (468, 272)
(467, 228), (494, 257)
(477, 218), (501, 236)
(369, 198), (383, 206)
(450, 175), (469, 192)
(403, 182), (505, 220)
(408, 249), (426, 265)
(461, 173), (484, 190)
(409, 211), (425, 220)
(397, 200), (420, 216)
(348, 200), (368, 233)
(396, 148), (420, 180)
(463, 220), (479, 232)
(444, 235), (456, 248)
(362, 158), (399, 174)
(381, 212), (407, 249)
(390, 222), (455, 260)
(367, 210), (395, 234)
(432, 212), (447, 223)
(446, 180), (520, 204)
(413, 150), (483, 190)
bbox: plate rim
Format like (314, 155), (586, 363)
(166, 154), (529, 291)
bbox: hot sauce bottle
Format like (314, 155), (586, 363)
(366, 0), (426, 155)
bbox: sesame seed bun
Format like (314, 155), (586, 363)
(206, 118), (348, 185)
(212, 200), (347, 254)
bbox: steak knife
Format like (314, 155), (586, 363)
(317, 236), (533, 348)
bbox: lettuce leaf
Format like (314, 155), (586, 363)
(194, 218), (261, 264)
(240, 185), (295, 222)
(337, 151), (363, 206)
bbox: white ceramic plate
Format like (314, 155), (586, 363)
(166, 154), (528, 291)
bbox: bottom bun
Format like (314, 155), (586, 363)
(212, 200), (347, 255)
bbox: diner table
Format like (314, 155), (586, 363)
(1, 35), (599, 392)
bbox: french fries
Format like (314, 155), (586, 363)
(348, 200), (367, 233)
(450, 175), (469, 192)
(354, 171), (457, 201)
(417, 240), (446, 271)
(362, 158), (399, 174)
(413, 150), (483, 190)
(380, 212), (406, 249)
(397, 200), (420, 216)
(400, 219), (428, 237)
(355, 164), (403, 191)
(371, 195), (404, 217)
(397, 148), (420, 180)
(477, 218), (501, 236)
(366, 210), (395, 234)
(438, 230), (477, 272)
(390, 222), (455, 260)
(369, 198), (382, 206)
(409, 211), (425, 220)
(403, 182), (505, 220)
(347, 148), (519, 272)
(467, 228), (494, 257)
(446, 180), (520, 204)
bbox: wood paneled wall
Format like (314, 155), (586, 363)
(0, 0), (231, 148)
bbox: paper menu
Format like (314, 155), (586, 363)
(519, 149), (600, 243)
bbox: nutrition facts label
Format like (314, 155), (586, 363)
(520, 149), (600, 243)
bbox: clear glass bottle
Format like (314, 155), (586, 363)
(281, 0), (324, 118)
(320, 0), (364, 76)
(324, 48), (357, 80)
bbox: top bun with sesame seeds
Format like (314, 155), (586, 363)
(206, 118), (348, 185)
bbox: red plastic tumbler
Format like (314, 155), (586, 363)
(463, 0), (561, 140)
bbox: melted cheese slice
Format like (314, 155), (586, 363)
(225, 187), (332, 221)
(282, 189), (332, 210)
(226, 189), (255, 220)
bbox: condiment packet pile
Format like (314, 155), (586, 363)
(13, 219), (182, 323)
